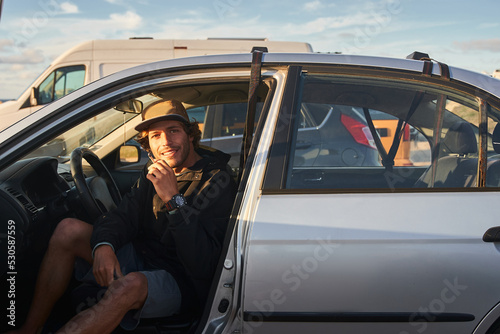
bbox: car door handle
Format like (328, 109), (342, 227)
(483, 226), (500, 242)
(303, 171), (324, 183)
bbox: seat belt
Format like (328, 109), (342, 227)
(429, 94), (446, 187)
(427, 62), (450, 186)
(362, 108), (388, 166)
(238, 49), (264, 183)
(385, 91), (426, 170)
(384, 60), (433, 171)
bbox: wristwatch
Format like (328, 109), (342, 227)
(166, 193), (187, 211)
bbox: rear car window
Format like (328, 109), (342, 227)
(285, 74), (500, 191)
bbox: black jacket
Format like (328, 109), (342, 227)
(90, 147), (236, 313)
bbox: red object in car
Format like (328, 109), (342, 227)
(341, 113), (376, 149)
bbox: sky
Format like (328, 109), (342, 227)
(0, 0), (499, 100)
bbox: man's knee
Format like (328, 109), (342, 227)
(51, 218), (92, 248)
(106, 272), (148, 309)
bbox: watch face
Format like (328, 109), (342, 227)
(174, 195), (186, 207)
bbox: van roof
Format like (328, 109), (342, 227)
(50, 38), (313, 65)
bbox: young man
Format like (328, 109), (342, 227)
(13, 99), (236, 333)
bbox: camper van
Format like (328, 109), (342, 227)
(0, 38), (312, 130)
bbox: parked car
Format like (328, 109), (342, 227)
(1, 51), (500, 334)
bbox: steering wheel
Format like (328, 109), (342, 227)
(70, 147), (122, 221)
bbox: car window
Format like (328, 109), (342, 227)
(298, 103), (331, 129)
(219, 102), (248, 137)
(25, 78), (271, 172)
(189, 102), (264, 172)
(25, 107), (137, 162)
(187, 106), (206, 133)
(486, 105), (500, 187)
(22, 79), (272, 179)
(370, 109), (431, 167)
(285, 73), (492, 190)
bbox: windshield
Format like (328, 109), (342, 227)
(25, 108), (138, 162)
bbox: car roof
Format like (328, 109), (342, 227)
(2, 52), (500, 141)
(108, 52), (500, 98)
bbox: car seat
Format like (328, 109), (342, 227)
(415, 122), (478, 188)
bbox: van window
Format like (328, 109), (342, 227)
(38, 65), (85, 105)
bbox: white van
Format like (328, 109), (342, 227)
(0, 38), (312, 130)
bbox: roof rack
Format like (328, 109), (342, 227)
(406, 51), (430, 61)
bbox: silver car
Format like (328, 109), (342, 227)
(1, 51), (500, 334)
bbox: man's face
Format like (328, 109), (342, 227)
(148, 120), (193, 172)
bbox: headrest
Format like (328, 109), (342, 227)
(493, 123), (500, 154)
(443, 122), (477, 155)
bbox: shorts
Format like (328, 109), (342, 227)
(75, 243), (182, 330)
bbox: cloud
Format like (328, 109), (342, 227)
(104, 0), (148, 6)
(0, 49), (44, 64)
(283, 13), (371, 36)
(0, 39), (14, 51)
(303, 1), (322, 11)
(109, 11), (142, 29)
(454, 38), (500, 53)
(478, 22), (499, 29)
(60, 2), (79, 14)
(5, 9), (145, 44)
(10, 64), (26, 71)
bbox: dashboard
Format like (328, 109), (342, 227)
(0, 157), (73, 271)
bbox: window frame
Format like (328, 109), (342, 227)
(262, 65), (500, 194)
(37, 65), (86, 105)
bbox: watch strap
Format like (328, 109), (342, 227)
(165, 198), (176, 211)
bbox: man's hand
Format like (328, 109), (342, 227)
(93, 244), (122, 287)
(147, 159), (178, 203)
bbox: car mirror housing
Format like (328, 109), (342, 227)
(30, 87), (39, 107)
(114, 99), (143, 114)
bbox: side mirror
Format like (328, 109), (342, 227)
(119, 145), (141, 164)
(30, 87), (39, 106)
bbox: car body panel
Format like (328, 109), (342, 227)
(238, 190), (500, 333)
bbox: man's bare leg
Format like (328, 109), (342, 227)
(13, 218), (94, 334)
(56, 272), (148, 334)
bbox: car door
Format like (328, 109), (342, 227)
(240, 66), (500, 334)
(0, 58), (287, 332)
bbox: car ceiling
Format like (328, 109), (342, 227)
(150, 81), (269, 110)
